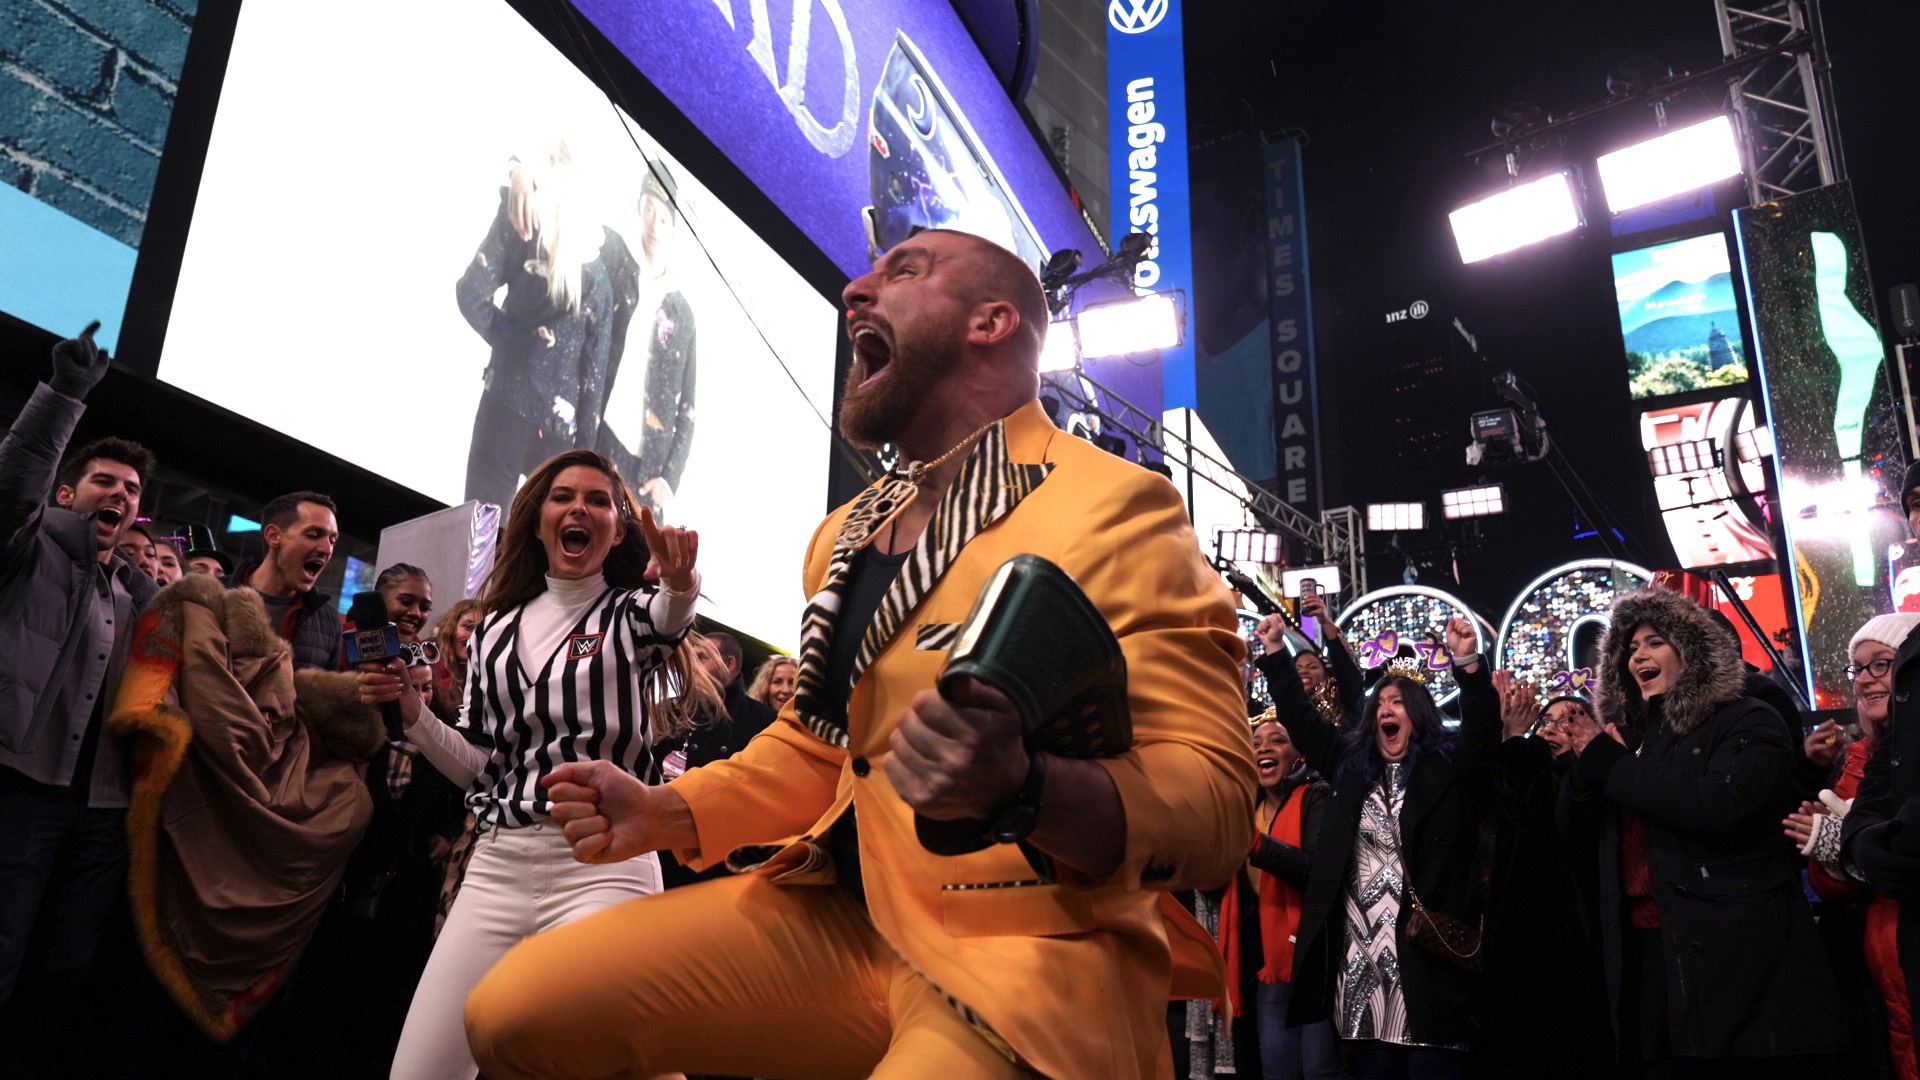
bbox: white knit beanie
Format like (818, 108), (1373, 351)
(1850, 613), (1920, 656)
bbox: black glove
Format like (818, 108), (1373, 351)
(49, 321), (108, 400)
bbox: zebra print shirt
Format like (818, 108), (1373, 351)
(452, 576), (692, 827)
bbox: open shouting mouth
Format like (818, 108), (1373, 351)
(850, 323), (893, 390)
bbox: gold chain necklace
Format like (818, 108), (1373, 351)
(835, 418), (999, 549)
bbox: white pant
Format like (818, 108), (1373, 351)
(389, 822), (662, 1080)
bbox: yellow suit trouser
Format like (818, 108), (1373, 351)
(464, 870), (1030, 1079)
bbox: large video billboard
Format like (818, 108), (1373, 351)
(152, 0), (837, 649)
(1737, 182), (1905, 708)
(1638, 396), (1774, 570)
(1612, 232), (1750, 402)
(573, 0), (1097, 282)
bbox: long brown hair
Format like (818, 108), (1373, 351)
(433, 596), (484, 691)
(480, 448), (719, 738)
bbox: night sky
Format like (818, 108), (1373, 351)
(1179, 0), (1920, 619)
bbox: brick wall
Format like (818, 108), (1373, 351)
(0, 0), (195, 247)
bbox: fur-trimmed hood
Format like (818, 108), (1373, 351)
(1595, 587), (1746, 736)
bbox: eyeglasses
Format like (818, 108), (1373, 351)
(1846, 657), (1895, 681)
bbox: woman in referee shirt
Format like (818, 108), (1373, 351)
(358, 448), (719, 1080)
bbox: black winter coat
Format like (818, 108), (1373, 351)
(1841, 621), (1920, 1039)
(1262, 652), (1504, 1047)
(1567, 694), (1844, 1058)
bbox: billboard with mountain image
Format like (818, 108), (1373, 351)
(1613, 232), (1750, 401)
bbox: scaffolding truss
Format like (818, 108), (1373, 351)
(1713, 0), (1845, 203)
(1043, 367), (1366, 596)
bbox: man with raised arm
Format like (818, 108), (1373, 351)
(466, 230), (1257, 1079)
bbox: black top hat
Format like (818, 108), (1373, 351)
(180, 523), (234, 575)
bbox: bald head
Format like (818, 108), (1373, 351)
(927, 230), (1049, 369)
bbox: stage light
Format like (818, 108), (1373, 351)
(1366, 502), (1427, 532)
(1216, 528), (1285, 565)
(1041, 247), (1083, 289)
(1647, 438), (1720, 477)
(1091, 432), (1129, 458)
(1449, 172), (1582, 264)
(1441, 484), (1506, 520)
(1596, 115), (1741, 214)
(1039, 320), (1078, 372)
(1075, 292), (1184, 359)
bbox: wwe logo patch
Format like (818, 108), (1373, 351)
(567, 633), (605, 660)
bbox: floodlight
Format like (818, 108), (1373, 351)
(1038, 320), (1078, 372)
(1449, 172), (1582, 264)
(1041, 247), (1083, 288)
(1366, 502), (1427, 532)
(1596, 115), (1741, 214)
(1646, 439), (1719, 477)
(1440, 484), (1506, 520)
(1281, 565), (1344, 597)
(1216, 528), (1285, 565)
(1075, 292), (1184, 359)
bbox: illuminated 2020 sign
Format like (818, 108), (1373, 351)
(1494, 560), (1655, 699)
(1329, 562), (1651, 711)
(1335, 585), (1494, 707)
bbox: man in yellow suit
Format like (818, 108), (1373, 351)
(466, 229), (1257, 1078)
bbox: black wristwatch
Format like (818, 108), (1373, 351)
(988, 748), (1048, 844)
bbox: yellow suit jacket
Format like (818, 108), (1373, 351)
(669, 399), (1256, 1078)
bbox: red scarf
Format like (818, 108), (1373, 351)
(1256, 785), (1307, 983)
(1218, 783), (1308, 1015)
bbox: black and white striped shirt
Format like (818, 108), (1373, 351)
(410, 572), (695, 827)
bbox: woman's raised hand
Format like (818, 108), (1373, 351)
(638, 506), (699, 594)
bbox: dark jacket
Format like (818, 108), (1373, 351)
(1248, 767), (1330, 891)
(0, 383), (158, 774)
(225, 561), (342, 671)
(1568, 587), (1843, 1059)
(456, 191), (615, 448)
(593, 250), (697, 504)
(1841, 618), (1920, 1040)
(1261, 649), (1504, 1047)
(1476, 734), (1615, 1077)
(653, 679), (776, 889)
(676, 679), (777, 773)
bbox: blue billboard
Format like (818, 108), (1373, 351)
(1105, 0), (1196, 409)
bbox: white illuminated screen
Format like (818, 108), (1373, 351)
(1449, 172), (1582, 263)
(156, 0), (837, 649)
(1037, 320), (1077, 372)
(1441, 485), (1506, 519)
(1366, 502), (1426, 532)
(1076, 293), (1183, 358)
(1597, 115), (1741, 214)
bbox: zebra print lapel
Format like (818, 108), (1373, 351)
(787, 419), (1051, 749)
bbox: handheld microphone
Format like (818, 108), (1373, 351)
(345, 591), (405, 739)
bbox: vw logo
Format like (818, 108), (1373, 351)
(1409, 300), (1430, 319)
(1108, 0), (1169, 34)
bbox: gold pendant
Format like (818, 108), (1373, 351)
(835, 474), (918, 549)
